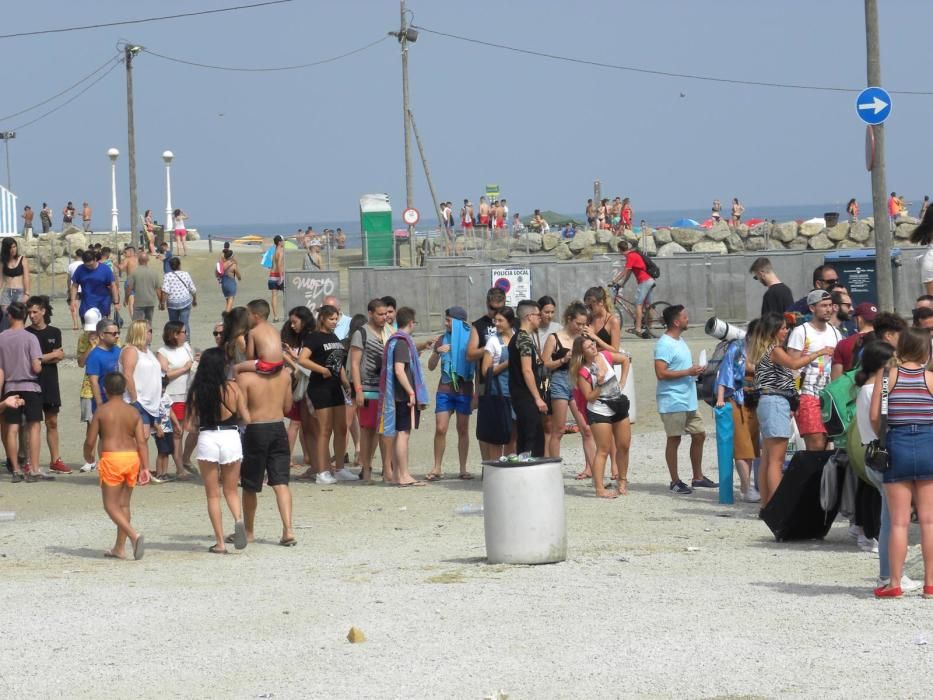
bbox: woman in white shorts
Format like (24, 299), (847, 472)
(911, 208), (933, 295)
(185, 347), (248, 554)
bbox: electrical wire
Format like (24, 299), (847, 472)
(414, 25), (933, 96)
(0, 0), (295, 40)
(0, 55), (121, 123)
(12, 59), (122, 131)
(143, 35), (389, 72)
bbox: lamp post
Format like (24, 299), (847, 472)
(108, 148), (120, 236)
(162, 150), (173, 253)
(0, 131), (15, 190)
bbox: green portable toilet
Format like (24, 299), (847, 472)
(360, 193), (393, 267)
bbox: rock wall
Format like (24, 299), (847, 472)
(15, 224), (133, 275)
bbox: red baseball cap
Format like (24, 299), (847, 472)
(852, 302), (878, 321)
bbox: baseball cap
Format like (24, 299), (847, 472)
(806, 289), (832, 306)
(852, 302), (879, 321)
(308, 238), (322, 248)
(83, 307), (102, 331)
(445, 305), (468, 322)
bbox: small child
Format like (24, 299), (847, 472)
(84, 372), (149, 561)
(152, 389), (181, 482)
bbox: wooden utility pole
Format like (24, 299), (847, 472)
(125, 44), (142, 253)
(865, 0), (893, 311)
(399, 1), (416, 267)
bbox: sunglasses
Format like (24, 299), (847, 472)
(213, 331), (223, 337)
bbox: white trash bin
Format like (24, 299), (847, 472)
(482, 458), (566, 564)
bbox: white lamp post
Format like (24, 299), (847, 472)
(108, 147), (120, 235)
(162, 150), (173, 250)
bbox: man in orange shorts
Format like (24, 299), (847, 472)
(84, 372), (150, 560)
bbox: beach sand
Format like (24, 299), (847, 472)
(0, 245), (927, 697)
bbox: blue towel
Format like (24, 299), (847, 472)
(379, 331), (429, 437)
(441, 320), (475, 391)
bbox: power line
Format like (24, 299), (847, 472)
(414, 25), (933, 96)
(12, 59), (122, 131)
(0, 0), (295, 40)
(0, 55), (121, 122)
(144, 35), (389, 72)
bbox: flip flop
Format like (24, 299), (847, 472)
(424, 473), (442, 482)
(233, 520), (247, 550)
(104, 551), (123, 560)
(133, 534), (145, 561)
(183, 463), (198, 475)
(458, 472), (475, 480)
(396, 480), (427, 487)
(279, 537), (297, 547)
(208, 544), (228, 555)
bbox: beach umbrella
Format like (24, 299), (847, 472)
(699, 218), (715, 229)
(671, 218), (700, 228)
(745, 217), (766, 227)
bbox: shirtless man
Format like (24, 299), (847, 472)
(236, 359), (295, 546)
(84, 372), (149, 560)
(119, 246), (138, 317)
(268, 235), (285, 322)
(235, 299), (285, 375)
(81, 201), (92, 233)
(62, 201), (76, 226)
(478, 196), (490, 240)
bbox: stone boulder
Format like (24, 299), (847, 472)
(744, 236), (768, 251)
(692, 240), (728, 254)
(621, 229), (639, 244)
(186, 229), (200, 241)
(657, 242), (687, 257)
(64, 232), (88, 254)
(60, 223), (82, 238)
(848, 221), (872, 242)
(808, 232), (834, 250)
(836, 240), (862, 249)
(636, 236), (657, 256)
(735, 224), (750, 238)
(554, 242), (573, 260)
(516, 233), (543, 252)
(896, 214), (920, 225)
(724, 233), (745, 253)
(894, 223), (918, 240)
(654, 228), (672, 245)
(49, 255), (72, 274)
(799, 221), (825, 237)
(541, 233), (560, 251)
(825, 223), (850, 241)
(488, 248), (510, 262)
(749, 222), (770, 238)
(786, 237), (809, 250)
(771, 221), (798, 243)
(862, 217), (875, 229)
(568, 229), (595, 253)
(706, 222), (732, 242)
(670, 227), (704, 248)
(595, 229), (615, 245)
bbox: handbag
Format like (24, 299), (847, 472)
(865, 372), (890, 473)
(292, 366), (311, 402)
(476, 368), (511, 445)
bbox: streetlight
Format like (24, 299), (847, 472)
(162, 150), (173, 252)
(108, 148), (120, 238)
(0, 130), (15, 190)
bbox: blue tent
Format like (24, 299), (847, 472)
(671, 218), (700, 228)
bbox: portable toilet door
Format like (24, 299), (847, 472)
(359, 193), (393, 267)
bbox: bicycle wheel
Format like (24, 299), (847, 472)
(647, 301), (671, 331)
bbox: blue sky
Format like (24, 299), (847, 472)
(2, 0), (931, 227)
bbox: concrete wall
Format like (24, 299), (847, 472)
(348, 247), (924, 333)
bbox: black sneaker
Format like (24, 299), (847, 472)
(692, 476), (719, 488)
(640, 329), (655, 339)
(24, 473), (38, 483)
(11, 472), (23, 483)
(669, 480), (693, 495)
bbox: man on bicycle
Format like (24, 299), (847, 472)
(611, 239), (655, 339)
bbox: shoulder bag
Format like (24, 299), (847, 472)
(865, 372), (890, 473)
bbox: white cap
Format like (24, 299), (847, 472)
(83, 308), (102, 331)
(308, 238), (322, 248)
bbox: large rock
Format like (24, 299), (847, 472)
(744, 236), (769, 251)
(49, 255), (72, 274)
(670, 227), (704, 248)
(771, 221), (798, 243)
(692, 240), (728, 254)
(848, 221), (872, 242)
(836, 240), (862, 249)
(186, 229), (200, 241)
(568, 229), (595, 253)
(724, 233), (745, 253)
(807, 232), (834, 250)
(541, 233), (560, 251)
(894, 223), (918, 240)
(654, 228), (672, 245)
(735, 223), (750, 238)
(826, 223), (850, 241)
(60, 223), (82, 238)
(636, 236), (657, 255)
(799, 221), (825, 237)
(64, 232), (88, 254)
(861, 217), (874, 229)
(488, 248), (510, 262)
(554, 242), (573, 260)
(786, 237), (809, 250)
(516, 233), (543, 252)
(706, 222), (732, 242)
(621, 229), (639, 244)
(657, 242), (687, 257)
(749, 222), (770, 237)
(896, 214), (920, 225)
(595, 229), (615, 245)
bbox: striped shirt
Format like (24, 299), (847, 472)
(887, 366), (933, 426)
(755, 344), (795, 393)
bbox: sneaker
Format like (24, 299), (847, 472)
(877, 575), (922, 593)
(691, 476), (719, 488)
(334, 467), (360, 481)
(80, 462), (97, 473)
(49, 458), (72, 475)
(669, 480), (693, 495)
(24, 472), (38, 483)
(10, 472), (23, 483)
(743, 486), (761, 503)
(639, 329), (654, 340)
(858, 535), (880, 554)
(848, 524), (864, 541)
(316, 471), (337, 485)
(150, 473), (169, 484)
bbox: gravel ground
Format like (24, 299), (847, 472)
(1, 247), (930, 698)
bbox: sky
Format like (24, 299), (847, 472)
(2, 0), (932, 228)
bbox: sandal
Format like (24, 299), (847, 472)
(208, 544), (228, 555)
(458, 472), (475, 480)
(424, 472), (442, 482)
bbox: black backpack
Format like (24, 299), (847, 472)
(696, 339), (731, 406)
(637, 250), (661, 279)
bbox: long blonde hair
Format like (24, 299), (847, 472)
(568, 336), (589, 381)
(747, 313), (784, 365)
(124, 320), (150, 349)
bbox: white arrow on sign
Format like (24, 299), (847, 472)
(858, 96), (888, 115)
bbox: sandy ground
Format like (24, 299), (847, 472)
(1, 246), (930, 698)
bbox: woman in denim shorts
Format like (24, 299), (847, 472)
(748, 313), (831, 508)
(870, 328), (933, 599)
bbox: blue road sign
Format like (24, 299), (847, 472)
(856, 86), (892, 125)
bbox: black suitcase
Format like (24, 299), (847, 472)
(761, 450), (839, 542)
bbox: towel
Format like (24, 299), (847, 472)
(379, 331), (430, 437)
(441, 320), (475, 391)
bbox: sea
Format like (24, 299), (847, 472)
(199, 200), (897, 248)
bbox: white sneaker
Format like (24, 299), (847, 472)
(848, 524), (864, 541)
(877, 575), (922, 593)
(858, 535), (879, 553)
(316, 471), (337, 485)
(80, 462), (97, 473)
(334, 467), (359, 481)
(743, 486), (761, 503)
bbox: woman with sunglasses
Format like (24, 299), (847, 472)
(582, 286), (620, 352)
(157, 321), (197, 480)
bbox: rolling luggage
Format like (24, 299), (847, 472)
(761, 450), (840, 542)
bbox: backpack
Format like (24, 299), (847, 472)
(819, 368), (858, 440)
(637, 250), (661, 279)
(696, 339), (731, 406)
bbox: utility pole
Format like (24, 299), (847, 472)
(0, 131), (15, 190)
(865, 0), (893, 311)
(398, 1), (415, 267)
(125, 44), (142, 253)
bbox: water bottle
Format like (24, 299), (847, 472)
(455, 504), (484, 516)
(0, 511), (15, 522)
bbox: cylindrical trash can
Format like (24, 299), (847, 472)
(824, 212), (840, 227)
(482, 458), (566, 564)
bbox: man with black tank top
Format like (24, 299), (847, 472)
(509, 300), (547, 456)
(466, 287), (506, 459)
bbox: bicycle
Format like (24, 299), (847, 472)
(607, 283), (670, 339)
